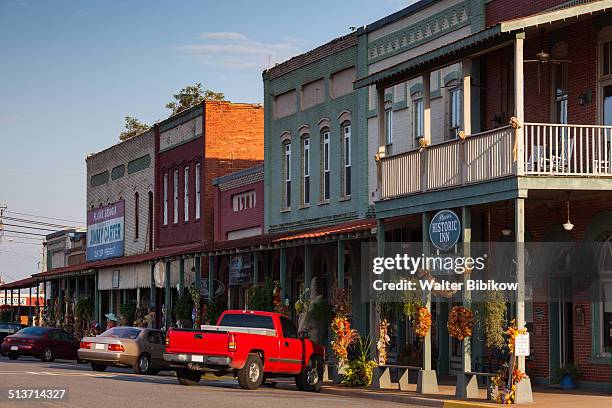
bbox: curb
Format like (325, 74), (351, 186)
(320, 385), (445, 407)
(442, 401), (497, 408)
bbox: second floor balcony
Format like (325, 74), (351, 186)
(379, 123), (612, 200)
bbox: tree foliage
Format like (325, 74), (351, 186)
(119, 116), (150, 141)
(165, 82), (225, 115)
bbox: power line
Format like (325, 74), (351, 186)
(1, 223), (59, 232)
(1, 234), (43, 241)
(4, 210), (82, 224)
(1, 216), (80, 230)
(2, 229), (47, 237)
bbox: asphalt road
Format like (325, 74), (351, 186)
(0, 357), (413, 408)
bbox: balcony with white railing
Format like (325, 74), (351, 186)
(378, 123), (612, 201)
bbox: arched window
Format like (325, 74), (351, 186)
(283, 141), (291, 208)
(341, 122), (351, 198)
(134, 192), (139, 239)
(302, 135), (310, 205)
(320, 128), (330, 201)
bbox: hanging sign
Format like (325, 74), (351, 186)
(229, 254), (252, 286)
(87, 201), (125, 261)
(515, 333), (530, 356)
(429, 210), (461, 251)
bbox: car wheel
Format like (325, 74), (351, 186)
(8, 353), (18, 360)
(176, 368), (201, 385)
(91, 363), (107, 372)
(237, 353), (264, 390)
(134, 353), (152, 375)
(41, 347), (54, 362)
(295, 355), (323, 392)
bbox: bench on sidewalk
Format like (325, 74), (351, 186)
(455, 371), (497, 399)
(371, 365), (421, 391)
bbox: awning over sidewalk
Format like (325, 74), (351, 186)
(203, 218), (377, 255)
(0, 276), (38, 290)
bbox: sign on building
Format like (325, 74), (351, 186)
(229, 254), (252, 286)
(87, 201), (125, 261)
(429, 210), (461, 251)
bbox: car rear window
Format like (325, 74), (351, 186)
(16, 327), (47, 337)
(100, 327), (141, 339)
(219, 314), (275, 330)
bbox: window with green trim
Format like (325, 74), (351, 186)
(90, 171), (109, 187)
(127, 154), (151, 175)
(111, 165), (125, 180)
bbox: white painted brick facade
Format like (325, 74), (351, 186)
(86, 130), (155, 256)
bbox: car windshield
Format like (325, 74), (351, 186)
(15, 327), (48, 337)
(99, 327), (141, 339)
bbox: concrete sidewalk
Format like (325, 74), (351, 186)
(315, 382), (612, 407)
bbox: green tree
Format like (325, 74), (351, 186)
(165, 82), (225, 115)
(119, 116), (150, 141)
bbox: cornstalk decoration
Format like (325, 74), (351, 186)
(377, 319), (390, 365)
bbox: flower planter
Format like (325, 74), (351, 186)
(560, 374), (576, 390)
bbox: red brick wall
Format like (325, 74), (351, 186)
(214, 179), (264, 242)
(482, 19), (597, 130)
(203, 101), (264, 244)
(476, 196), (612, 382)
(485, 0), (568, 27)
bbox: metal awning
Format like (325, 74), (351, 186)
(354, 0), (612, 90)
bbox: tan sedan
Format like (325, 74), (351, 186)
(78, 327), (169, 375)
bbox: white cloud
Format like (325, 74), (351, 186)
(176, 32), (302, 70)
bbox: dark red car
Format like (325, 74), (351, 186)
(1, 327), (79, 362)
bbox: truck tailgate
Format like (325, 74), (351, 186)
(166, 328), (229, 355)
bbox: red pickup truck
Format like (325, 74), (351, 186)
(163, 310), (325, 392)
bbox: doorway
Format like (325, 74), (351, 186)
(549, 277), (574, 377)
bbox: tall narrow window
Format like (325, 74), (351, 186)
(342, 124), (351, 197)
(385, 109), (393, 145)
(134, 192), (139, 239)
(163, 173), (168, 225)
(184, 166), (189, 222)
(322, 130), (330, 201)
(284, 143), (291, 208)
(449, 86), (461, 139)
(195, 163), (201, 220)
(173, 169), (179, 224)
(414, 96), (424, 139)
(302, 137), (310, 205)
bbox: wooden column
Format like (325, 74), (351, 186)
(462, 59), (472, 136)
(194, 255), (201, 290)
(164, 259), (171, 329)
(337, 240), (345, 289)
(253, 252), (260, 284)
(208, 256), (215, 302)
(178, 256), (185, 295)
(149, 262), (156, 309)
(280, 248), (287, 300)
(514, 33), (525, 176)
(304, 246), (312, 289)
(423, 72), (432, 143)
(515, 198), (526, 371)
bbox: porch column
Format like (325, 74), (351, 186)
(377, 86), (386, 155)
(372, 219), (385, 357)
(456, 207), (475, 398)
(164, 259), (171, 329)
(194, 255), (201, 290)
(514, 33), (525, 176)
(253, 252), (260, 284)
(423, 72), (432, 143)
(75, 276), (80, 299)
(280, 248), (287, 300)
(11, 289), (14, 321)
(28, 286), (33, 323)
(514, 197), (533, 403)
(418, 211), (439, 394)
(208, 255), (215, 302)
(337, 240), (345, 289)
(304, 245), (312, 289)
(178, 256), (185, 295)
(149, 262), (156, 310)
(462, 58), (472, 136)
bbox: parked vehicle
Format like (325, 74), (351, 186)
(164, 310), (325, 392)
(78, 327), (168, 375)
(1, 326), (79, 361)
(0, 323), (28, 354)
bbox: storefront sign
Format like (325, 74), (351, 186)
(201, 279), (226, 298)
(515, 333), (530, 356)
(87, 201), (125, 261)
(429, 210), (461, 251)
(229, 254), (252, 286)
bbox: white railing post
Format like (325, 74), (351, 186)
(514, 33), (525, 176)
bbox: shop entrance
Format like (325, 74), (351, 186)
(549, 276), (574, 376)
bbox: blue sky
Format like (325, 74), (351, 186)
(0, 0), (415, 281)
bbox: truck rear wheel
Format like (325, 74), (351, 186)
(176, 368), (201, 385)
(237, 353), (263, 390)
(295, 355), (323, 392)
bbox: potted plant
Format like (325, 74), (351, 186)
(555, 363), (581, 389)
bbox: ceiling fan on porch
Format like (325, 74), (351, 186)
(524, 29), (571, 93)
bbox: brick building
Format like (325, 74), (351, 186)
(353, 0), (612, 394)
